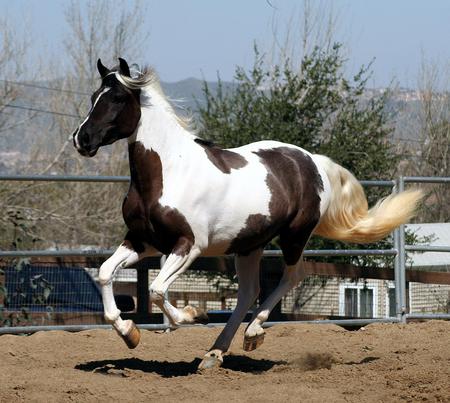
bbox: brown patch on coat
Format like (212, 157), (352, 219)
(194, 138), (247, 174)
(226, 214), (276, 255)
(122, 141), (194, 256)
(227, 147), (323, 264)
(258, 147), (323, 265)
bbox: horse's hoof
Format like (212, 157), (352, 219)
(183, 305), (209, 325)
(117, 320), (141, 349)
(197, 349), (223, 371)
(243, 332), (265, 351)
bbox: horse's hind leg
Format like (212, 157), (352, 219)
(99, 239), (156, 348)
(244, 226), (314, 351)
(198, 248), (262, 370)
(243, 260), (306, 351)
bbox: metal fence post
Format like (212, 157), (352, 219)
(398, 176), (407, 323)
(393, 226), (402, 321)
(393, 176), (407, 323)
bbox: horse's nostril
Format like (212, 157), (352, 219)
(77, 133), (90, 149)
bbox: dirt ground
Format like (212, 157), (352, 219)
(1, 321), (449, 402)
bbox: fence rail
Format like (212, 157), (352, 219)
(0, 174), (130, 183)
(0, 248), (399, 258)
(0, 174), (449, 333)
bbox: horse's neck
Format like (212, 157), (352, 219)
(131, 88), (193, 156)
(127, 88), (194, 194)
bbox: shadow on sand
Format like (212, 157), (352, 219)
(75, 355), (285, 378)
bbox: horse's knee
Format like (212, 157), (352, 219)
(150, 290), (164, 303)
(149, 281), (164, 303)
(98, 262), (115, 286)
(98, 269), (112, 286)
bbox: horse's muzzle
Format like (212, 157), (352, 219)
(77, 147), (98, 157)
(72, 129), (98, 157)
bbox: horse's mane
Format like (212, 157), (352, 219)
(117, 66), (157, 89)
(117, 66), (194, 131)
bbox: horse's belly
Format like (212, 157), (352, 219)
(225, 214), (282, 254)
(203, 209), (284, 256)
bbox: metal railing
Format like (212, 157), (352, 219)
(396, 176), (450, 322)
(0, 174), (448, 333)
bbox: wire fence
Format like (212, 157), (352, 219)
(0, 175), (449, 333)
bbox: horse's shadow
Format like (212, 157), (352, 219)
(75, 355), (285, 378)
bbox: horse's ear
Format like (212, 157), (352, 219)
(97, 58), (110, 78)
(118, 58), (131, 77)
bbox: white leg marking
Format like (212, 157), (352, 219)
(99, 242), (156, 335)
(149, 247), (201, 326)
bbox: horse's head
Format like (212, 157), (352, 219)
(73, 58), (141, 157)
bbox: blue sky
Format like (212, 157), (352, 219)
(2, 0), (450, 87)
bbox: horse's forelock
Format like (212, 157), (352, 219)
(116, 66), (156, 90)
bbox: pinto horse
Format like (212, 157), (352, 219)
(72, 58), (422, 369)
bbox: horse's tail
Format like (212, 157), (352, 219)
(313, 155), (423, 243)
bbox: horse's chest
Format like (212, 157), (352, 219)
(122, 185), (194, 254)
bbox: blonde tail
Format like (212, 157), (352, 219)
(313, 156), (423, 243)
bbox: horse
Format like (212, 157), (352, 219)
(72, 58), (422, 370)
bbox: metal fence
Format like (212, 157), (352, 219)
(0, 174), (449, 334)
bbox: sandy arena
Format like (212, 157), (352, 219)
(1, 321), (449, 402)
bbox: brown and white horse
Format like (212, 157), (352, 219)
(72, 58), (422, 369)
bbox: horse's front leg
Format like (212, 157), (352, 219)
(99, 238), (157, 348)
(149, 240), (204, 326)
